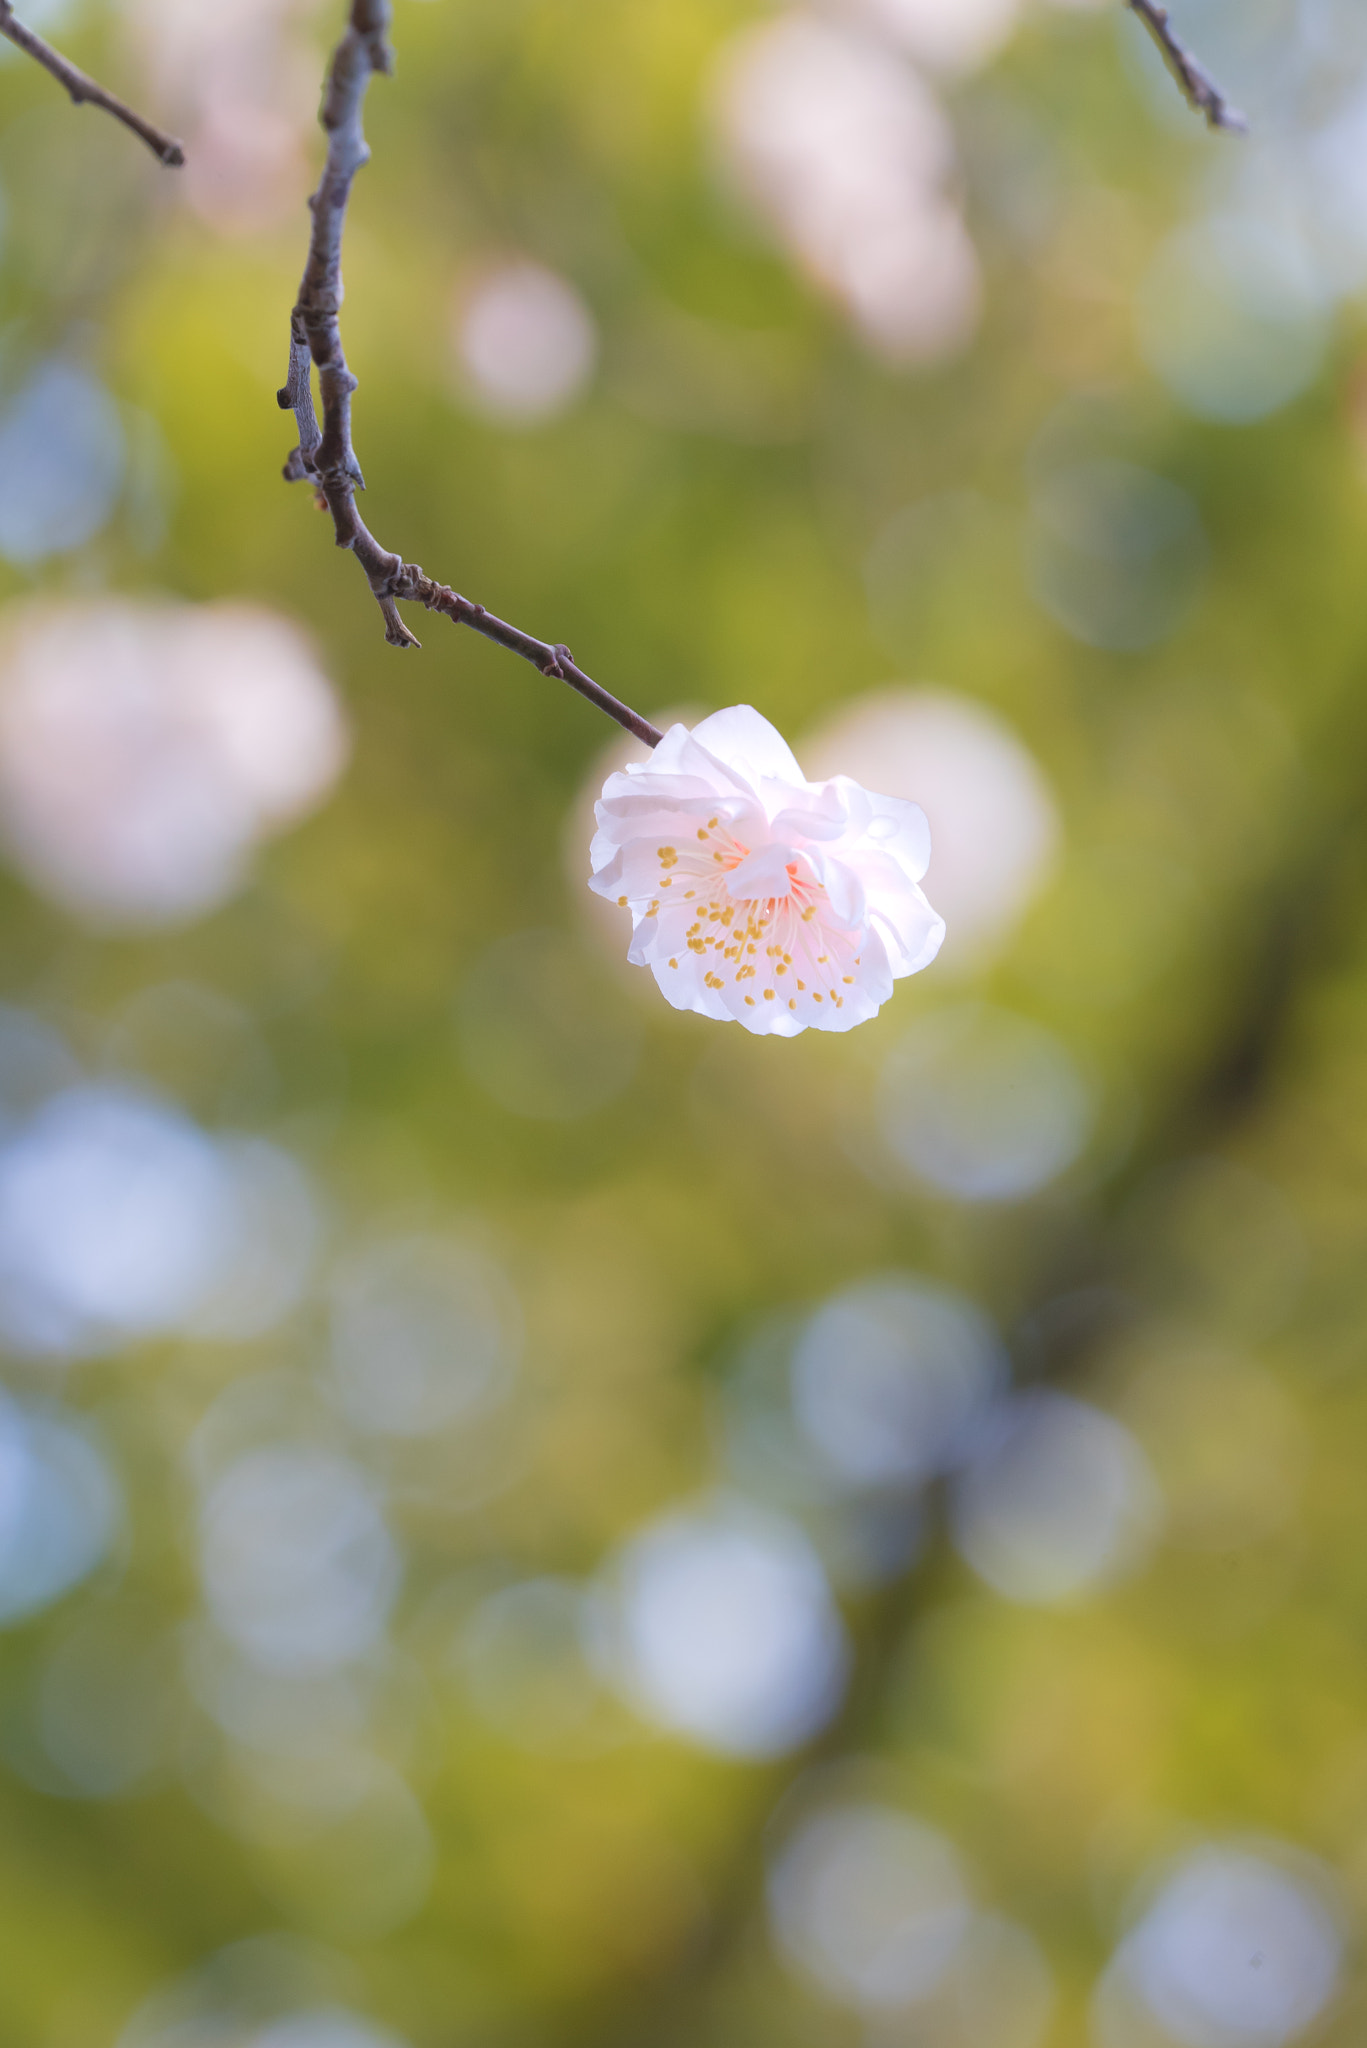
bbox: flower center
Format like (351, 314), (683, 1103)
(651, 819), (859, 1012)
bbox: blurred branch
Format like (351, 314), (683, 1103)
(278, 0), (664, 751)
(0, 0), (185, 165)
(1124, 0), (1247, 133)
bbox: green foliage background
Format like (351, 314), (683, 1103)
(2, 1), (1367, 2043)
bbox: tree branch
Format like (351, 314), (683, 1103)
(0, 0), (184, 166)
(278, 0), (664, 752)
(1124, 0), (1247, 133)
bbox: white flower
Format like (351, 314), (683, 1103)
(588, 706), (944, 1035)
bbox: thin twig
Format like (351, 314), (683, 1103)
(278, 0), (663, 752)
(1124, 0), (1247, 133)
(0, 0), (184, 166)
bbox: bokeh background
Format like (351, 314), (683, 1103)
(2, 1), (1367, 2044)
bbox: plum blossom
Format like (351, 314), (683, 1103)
(589, 706), (943, 1035)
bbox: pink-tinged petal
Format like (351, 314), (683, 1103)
(851, 846), (933, 923)
(848, 924), (896, 1001)
(586, 703), (945, 1037)
(652, 951), (733, 1022)
(635, 910), (700, 969)
(866, 796), (933, 881)
(645, 724), (761, 798)
(596, 776), (737, 821)
(690, 706), (806, 785)
(871, 894), (945, 976)
(807, 982), (883, 1032)
(592, 841), (694, 902)
(828, 778), (932, 880)
(637, 722), (728, 782)
(768, 809), (846, 843)
(845, 847), (944, 969)
(725, 842), (796, 901)
(590, 807), (752, 877)
(767, 779), (850, 841)
(905, 907), (946, 974)
(808, 850), (867, 929)
(588, 843), (626, 896)
(590, 796), (766, 894)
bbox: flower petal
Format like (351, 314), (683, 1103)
(808, 849), (867, 929)
(832, 778), (933, 880)
(725, 842), (800, 901)
(768, 778), (851, 843)
(690, 706), (806, 786)
(586, 703), (944, 1038)
(872, 891), (946, 977)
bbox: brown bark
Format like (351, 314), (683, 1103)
(279, 0), (663, 752)
(1125, 0), (1247, 133)
(0, 1), (184, 165)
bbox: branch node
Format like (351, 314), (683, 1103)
(280, 0), (662, 750)
(379, 596), (420, 648)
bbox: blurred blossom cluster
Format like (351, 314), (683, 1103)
(0, 993), (531, 1937)
(768, 1794), (1054, 2046)
(593, 1494), (850, 1757)
(443, 1271), (1162, 1776)
(452, 261), (599, 425)
(716, 1272), (1159, 1628)
(0, 1086), (318, 1355)
(801, 689), (1060, 972)
(0, 1002), (332, 1774)
(0, 599), (348, 927)
(118, 0), (329, 233)
(1095, 1845), (1344, 2048)
(841, 0), (1023, 75)
(0, 1007), (319, 1360)
(575, 1272), (1160, 1767)
(709, 9), (981, 362)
